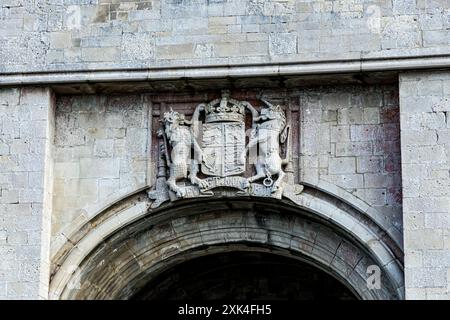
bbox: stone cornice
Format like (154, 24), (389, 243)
(2, 54), (450, 86)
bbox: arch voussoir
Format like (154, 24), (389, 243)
(50, 191), (404, 300)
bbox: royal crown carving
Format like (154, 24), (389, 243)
(148, 90), (303, 208)
(204, 91), (246, 123)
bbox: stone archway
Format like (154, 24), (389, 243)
(49, 187), (404, 300)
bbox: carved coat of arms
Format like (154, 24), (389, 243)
(148, 90), (303, 207)
(200, 92), (246, 177)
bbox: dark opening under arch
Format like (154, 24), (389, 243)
(132, 251), (358, 300)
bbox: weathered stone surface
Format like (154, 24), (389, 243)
(0, 87), (54, 299)
(300, 85), (403, 234)
(47, 87), (404, 297)
(52, 95), (149, 238)
(0, 1), (450, 73)
(400, 71), (450, 300)
(5, 0), (450, 300)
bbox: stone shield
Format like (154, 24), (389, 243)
(201, 122), (245, 177)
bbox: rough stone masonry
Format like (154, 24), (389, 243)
(0, 0), (449, 300)
(1, 0), (450, 72)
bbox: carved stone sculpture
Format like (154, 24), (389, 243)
(199, 90), (248, 177)
(160, 109), (207, 197)
(149, 91), (300, 207)
(244, 99), (290, 193)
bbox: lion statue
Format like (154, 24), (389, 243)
(160, 109), (207, 197)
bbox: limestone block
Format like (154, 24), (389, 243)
(330, 125), (350, 142)
(121, 33), (154, 61)
(80, 158), (120, 179)
(297, 34), (320, 55)
(356, 156), (384, 173)
(354, 188), (387, 206)
(423, 30), (448, 46)
(419, 13), (444, 30)
(269, 33), (297, 56)
(7, 281), (40, 298)
(338, 108), (364, 124)
(209, 16), (235, 26)
(407, 267), (447, 288)
(364, 173), (396, 188)
(405, 228), (444, 250)
(93, 139), (114, 158)
(402, 145), (446, 164)
(350, 125), (383, 141)
(302, 123), (330, 155)
(421, 112), (447, 130)
(328, 157), (356, 174)
(336, 141), (373, 156)
(321, 174), (364, 189)
(155, 44), (194, 59)
(423, 251), (450, 268)
(437, 130), (450, 144)
(82, 47), (120, 62)
(96, 178), (119, 200)
(19, 88), (50, 107)
(336, 240), (362, 268)
(54, 162), (80, 179)
(402, 129), (438, 146)
(0, 88), (20, 106)
(50, 32), (71, 49)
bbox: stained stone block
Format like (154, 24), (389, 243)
(0, 88), (20, 106)
(336, 141), (373, 156)
(350, 125), (383, 141)
(338, 108), (364, 124)
(19, 88), (50, 106)
(321, 174), (364, 189)
(356, 156), (384, 173)
(330, 125), (350, 142)
(354, 188), (387, 206)
(364, 173), (395, 188)
(328, 157), (356, 174)
(121, 33), (154, 61)
(269, 33), (297, 56)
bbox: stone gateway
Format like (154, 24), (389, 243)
(0, 0), (449, 301)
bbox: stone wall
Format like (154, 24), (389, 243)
(1, 0), (450, 73)
(52, 95), (150, 240)
(2, 0), (450, 302)
(300, 85), (403, 240)
(0, 87), (54, 299)
(51, 85), (402, 259)
(400, 71), (450, 299)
